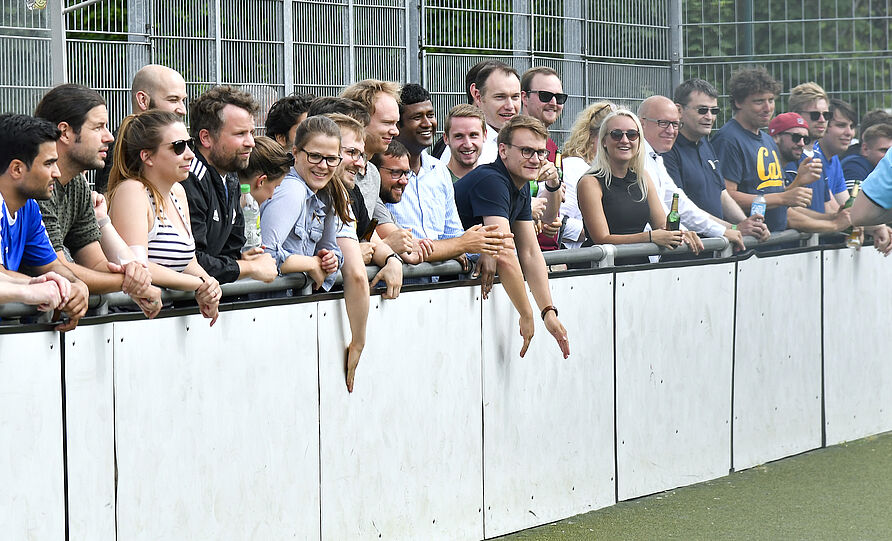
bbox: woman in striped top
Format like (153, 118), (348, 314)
(106, 110), (220, 325)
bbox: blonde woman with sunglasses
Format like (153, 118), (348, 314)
(107, 110), (221, 325)
(576, 109), (698, 265)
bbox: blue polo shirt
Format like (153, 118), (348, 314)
(454, 157), (532, 229)
(662, 133), (725, 219)
(783, 160), (829, 213)
(1, 197), (58, 272)
(712, 118), (787, 232)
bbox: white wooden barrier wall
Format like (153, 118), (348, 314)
(1, 248), (891, 540)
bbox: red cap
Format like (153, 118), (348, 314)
(768, 112), (809, 136)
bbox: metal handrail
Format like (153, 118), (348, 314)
(0, 230), (829, 321)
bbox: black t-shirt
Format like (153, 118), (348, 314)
(662, 134), (725, 219)
(453, 157), (532, 229)
(349, 184), (371, 239)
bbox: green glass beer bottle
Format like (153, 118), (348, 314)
(666, 193), (680, 231)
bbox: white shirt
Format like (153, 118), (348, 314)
(440, 123), (499, 166)
(642, 139), (726, 238)
(555, 156), (590, 249)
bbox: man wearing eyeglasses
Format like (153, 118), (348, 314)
(635, 95), (724, 252)
(768, 112), (827, 215)
(454, 115), (570, 359)
(788, 83), (850, 211)
(33, 84), (162, 318)
(664, 79), (769, 244)
(386, 85), (507, 270)
(183, 85), (279, 285)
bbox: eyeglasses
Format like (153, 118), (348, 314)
(379, 166), (411, 180)
(528, 90), (569, 105)
(785, 133), (812, 145)
(169, 138), (195, 155)
(300, 148), (342, 167)
(608, 129), (640, 141)
(806, 110), (832, 122)
(504, 143), (549, 160)
(694, 106), (721, 116)
(341, 146), (366, 161)
(642, 117), (682, 130)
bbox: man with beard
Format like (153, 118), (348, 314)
(443, 104), (487, 182)
(768, 112), (825, 210)
(94, 64), (189, 194)
(379, 85), (507, 267)
(34, 84), (161, 317)
(182, 85), (278, 284)
(520, 66), (566, 162)
(0, 113), (91, 329)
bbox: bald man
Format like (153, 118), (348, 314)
(637, 95), (740, 251)
(94, 64), (188, 193)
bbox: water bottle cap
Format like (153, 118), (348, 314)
(240, 184), (250, 194)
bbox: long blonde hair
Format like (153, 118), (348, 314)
(563, 101), (615, 163)
(588, 109), (648, 201)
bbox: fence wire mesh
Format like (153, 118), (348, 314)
(682, 0), (892, 131)
(0, 0), (888, 147)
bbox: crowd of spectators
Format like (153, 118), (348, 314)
(3, 63), (892, 390)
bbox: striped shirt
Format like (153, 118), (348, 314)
(147, 190), (195, 272)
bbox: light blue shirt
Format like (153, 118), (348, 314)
(385, 151), (464, 241)
(259, 167), (342, 291)
(861, 147), (892, 209)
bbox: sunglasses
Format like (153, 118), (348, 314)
(785, 133), (812, 145)
(806, 110), (832, 122)
(695, 106), (721, 116)
(608, 129), (640, 141)
(300, 148), (342, 167)
(169, 138), (195, 155)
(529, 90), (569, 105)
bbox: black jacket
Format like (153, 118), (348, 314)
(181, 150), (244, 283)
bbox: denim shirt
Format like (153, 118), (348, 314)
(259, 167), (342, 291)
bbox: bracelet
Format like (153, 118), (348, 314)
(544, 180), (562, 192)
(648, 230), (652, 243)
(731, 224), (738, 230)
(540, 305), (558, 320)
(384, 252), (402, 265)
(97, 216), (111, 228)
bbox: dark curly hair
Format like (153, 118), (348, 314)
(727, 67), (781, 111)
(265, 93), (314, 144)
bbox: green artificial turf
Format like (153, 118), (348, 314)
(497, 432), (892, 541)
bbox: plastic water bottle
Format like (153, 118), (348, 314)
(240, 184), (261, 250)
(750, 194), (766, 218)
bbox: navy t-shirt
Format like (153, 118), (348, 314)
(454, 157), (533, 229)
(0, 198), (58, 272)
(662, 133), (725, 219)
(711, 118), (787, 231)
(840, 154), (872, 189)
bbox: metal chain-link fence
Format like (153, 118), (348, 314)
(0, 0), (889, 143)
(682, 0), (892, 130)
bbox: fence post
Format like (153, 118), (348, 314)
(669, 0), (683, 91)
(282, 0), (294, 95)
(512, 0), (531, 72)
(346, 0), (356, 84)
(47, 0), (67, 84)
(126, 0), (151, 85)
(406, 0), (421, 84)
(209, 0), (223, 84)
